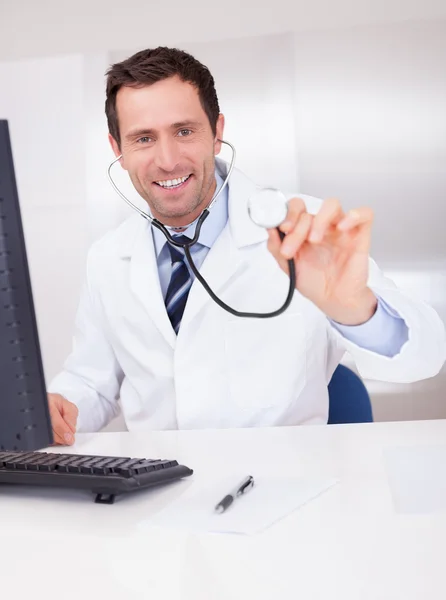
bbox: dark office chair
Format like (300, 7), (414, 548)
(327, 364), (373, 424)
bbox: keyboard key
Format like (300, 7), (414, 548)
(91, 457), (124, 475)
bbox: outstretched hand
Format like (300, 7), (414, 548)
(267, 197), (378, 325)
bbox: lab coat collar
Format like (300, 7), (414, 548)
(215, 157), (268, 248)
(180, 159), (268, 329)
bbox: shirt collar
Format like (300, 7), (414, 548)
(151, 170), (229, 258)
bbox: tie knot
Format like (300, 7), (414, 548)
(166, 235), (189, 264)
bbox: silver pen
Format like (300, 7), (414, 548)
(214, 475), (255, 513)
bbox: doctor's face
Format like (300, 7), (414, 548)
(110, 76), (225, 228)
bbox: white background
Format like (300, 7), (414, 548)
(0, 0), (445, 423)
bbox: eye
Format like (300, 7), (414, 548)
(137, 136), (152, 144)
(178, 129), (192, 137)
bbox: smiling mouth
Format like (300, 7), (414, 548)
(153, 174), (192, 190)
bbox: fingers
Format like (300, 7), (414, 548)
(274, 197), (312, 259)
(269, 197), (374, 261)
(47, 394), (78, 446)
(337, 207), (374, 231)
(61, 400), (79, 434)
(279, 213), (313, 259)
(309, 198), (343, 243)
(279, 197), (307, 234)
(338, 207), (374, 253)
(268, 213), (313, 265)
(307, 199), (373, 245)
(48, 404), (74, 445)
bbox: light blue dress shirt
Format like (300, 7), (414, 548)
(151, 172), (408, 357)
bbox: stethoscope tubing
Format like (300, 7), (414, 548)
(107, 141), (296, 318)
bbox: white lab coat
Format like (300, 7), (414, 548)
(49, 159), (446, 432)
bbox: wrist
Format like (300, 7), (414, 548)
(325, 289), (378, 326)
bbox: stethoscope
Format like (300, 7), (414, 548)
(107, 140), (295, 318)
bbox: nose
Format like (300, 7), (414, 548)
(153, 136), (181, 173)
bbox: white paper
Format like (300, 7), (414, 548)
(141, 475), (338, 535)
(384, 445), (446, 514)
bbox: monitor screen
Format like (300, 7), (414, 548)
(0, 120), (53, 451)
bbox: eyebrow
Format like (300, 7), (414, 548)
(125, 120), (203, 140)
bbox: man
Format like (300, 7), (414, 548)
(48, 47), (445, 445)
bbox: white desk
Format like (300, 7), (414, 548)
(1, 420), (446, 599)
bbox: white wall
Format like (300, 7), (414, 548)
(291, 19), (446, 420)
(2, 0), (446, 60)
(293, 19), (446, 269)
(0, 55), (89, 383)
(83, 52), (122, 243)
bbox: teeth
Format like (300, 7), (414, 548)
(156, 175), (190, 188)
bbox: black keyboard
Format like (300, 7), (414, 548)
(0, 450), (193, 503)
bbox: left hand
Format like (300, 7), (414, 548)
(267, 197), (378, 325)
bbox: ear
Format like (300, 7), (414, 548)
(108, 134), (127, 170)
(214, 114), (225, 155)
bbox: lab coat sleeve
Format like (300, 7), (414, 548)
(326, 257), (446, 383)
(47, 256), (124, 432)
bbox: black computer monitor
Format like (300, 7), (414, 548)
(0, 120), (53, 451)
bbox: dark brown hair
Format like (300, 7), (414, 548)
(105, 46), (220, 149)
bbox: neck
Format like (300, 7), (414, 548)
(155, 177), (217, 228)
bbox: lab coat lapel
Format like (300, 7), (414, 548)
(181, 224), (241, 327)
(128, 220), (177, 349)
(181, 160), (268, 328)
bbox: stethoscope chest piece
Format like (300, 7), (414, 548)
(247, 187), (288, 230)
